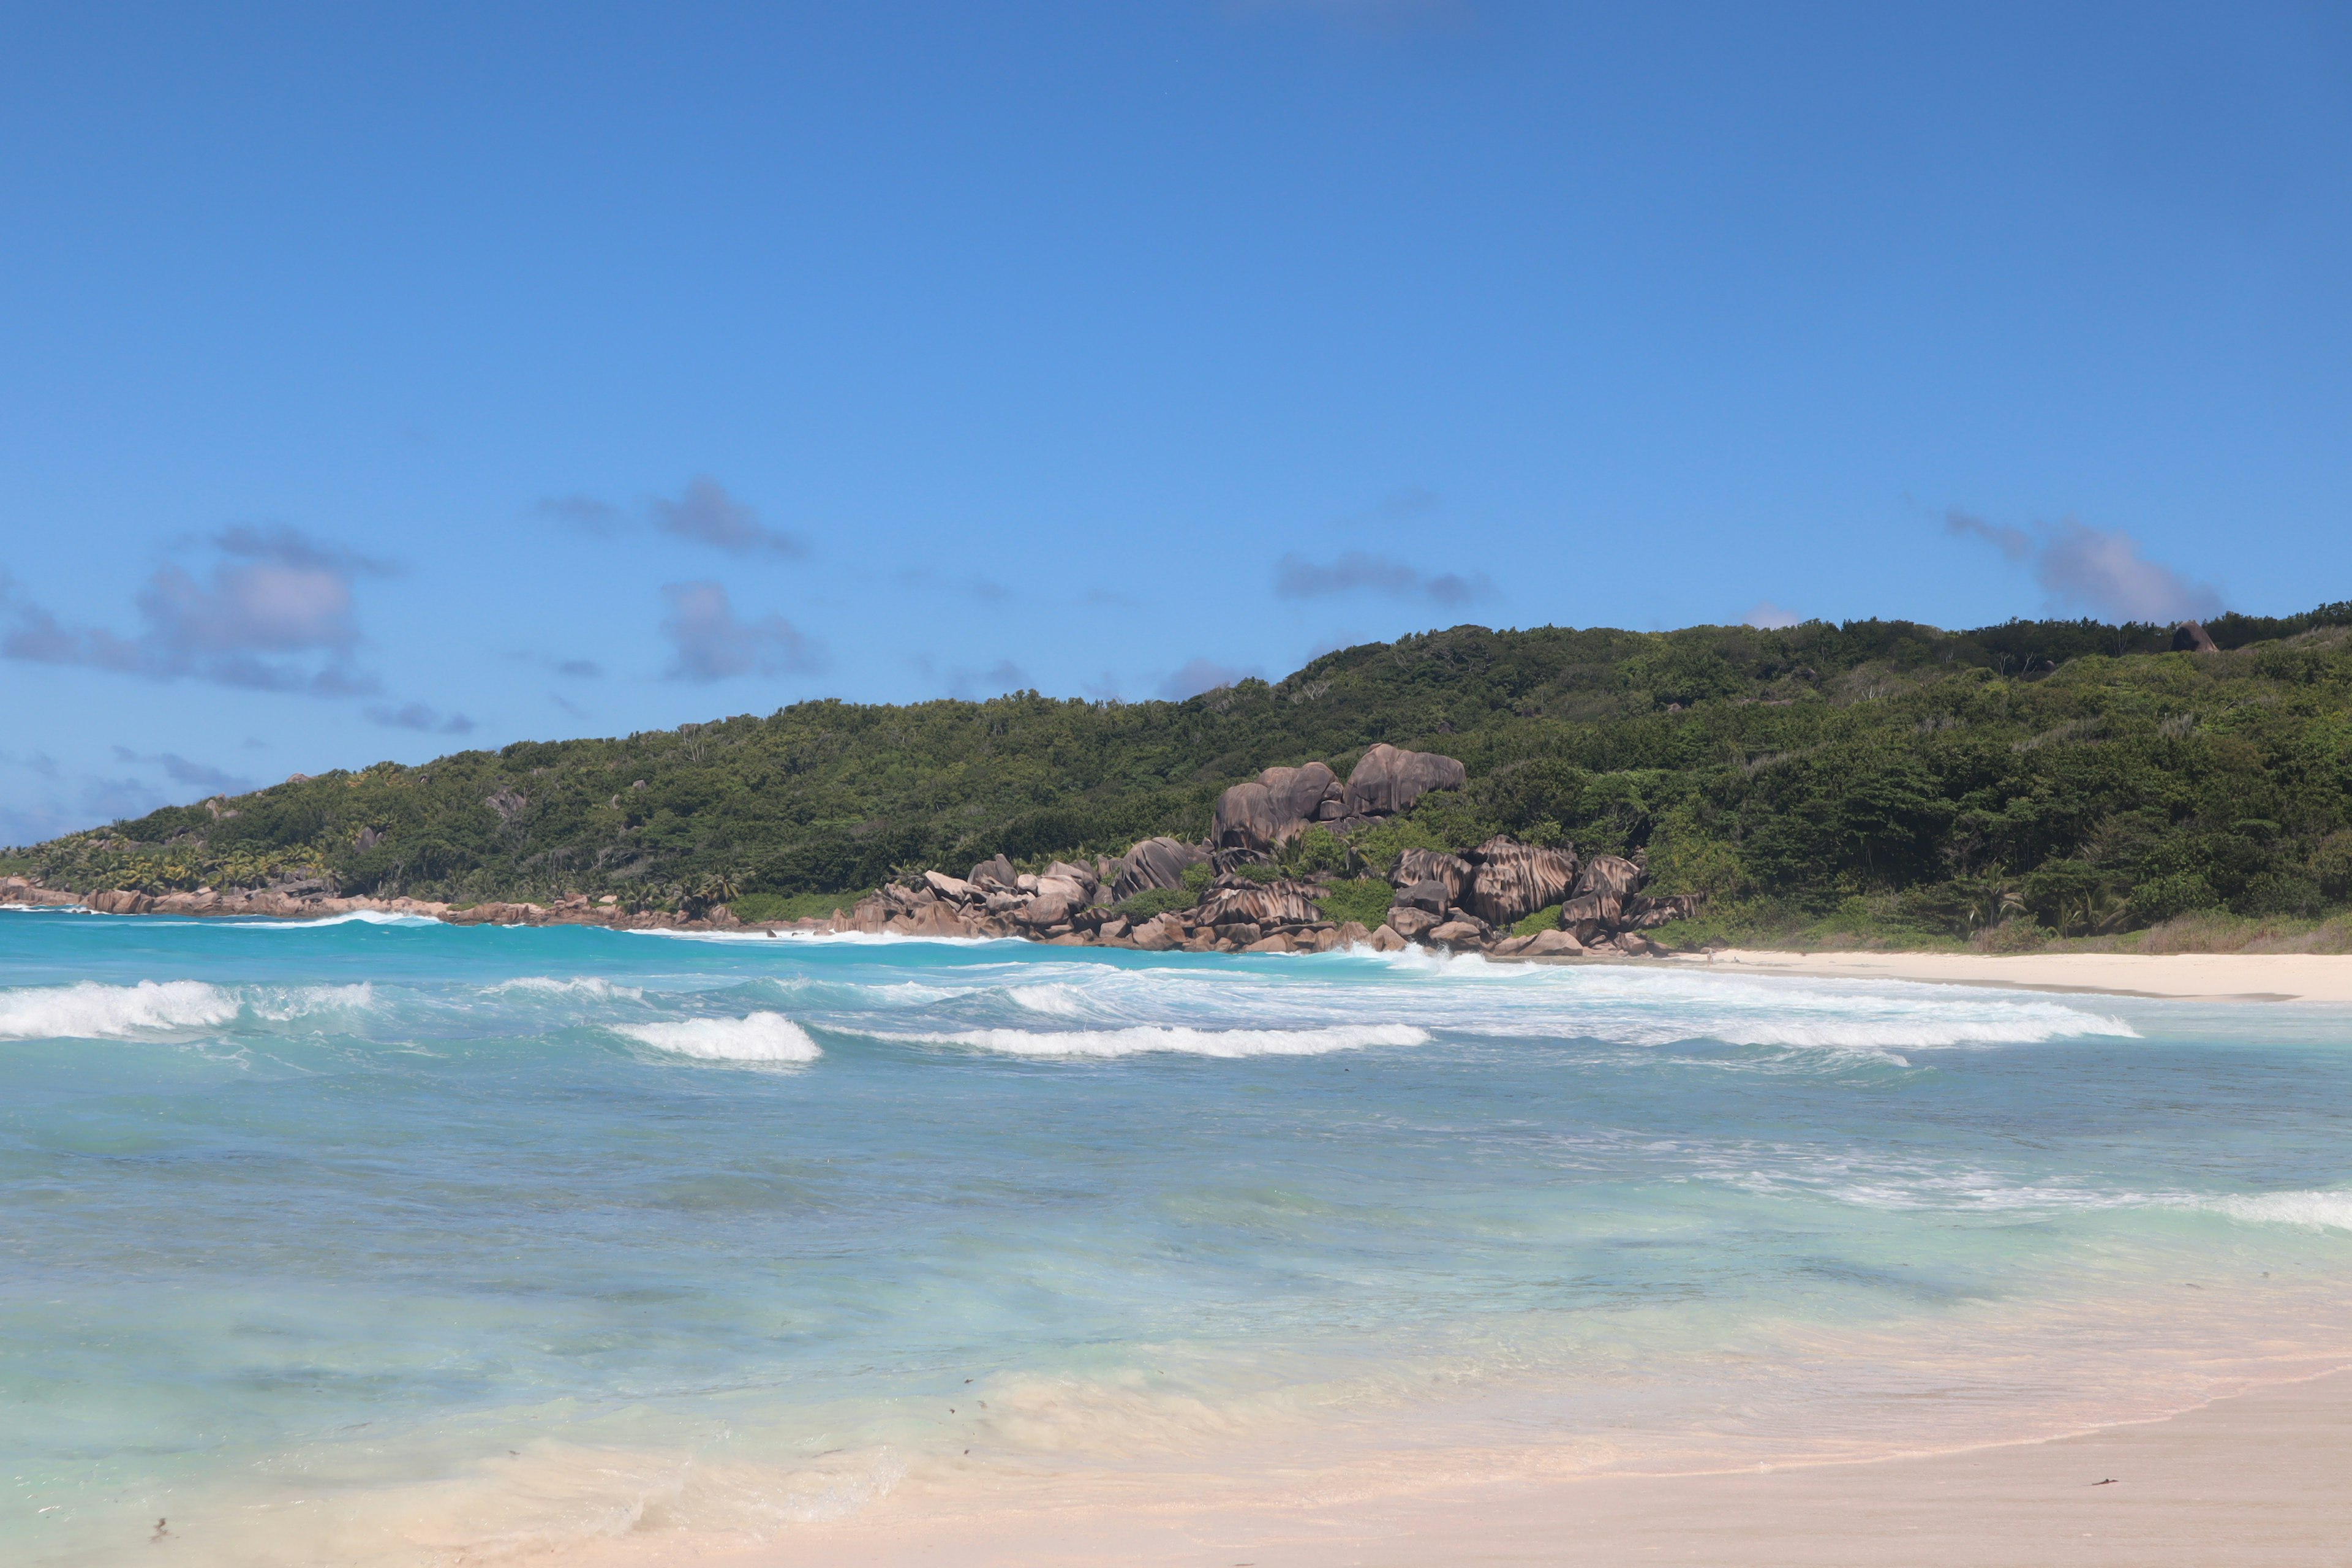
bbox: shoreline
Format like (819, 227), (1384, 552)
(560, 1366), (2352, 1567)
(1683, 946), (2352, 1003)
(13, 883), (2352, 1001)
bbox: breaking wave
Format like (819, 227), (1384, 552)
(2199, 1190), (2352, 1232)
(880, 1023), (1431, 1058)
(495, 976), (647, 1001)
(0, 979), (239, 1039)
(614, 1012), (821, 1063)
(229, 910), (443, 929)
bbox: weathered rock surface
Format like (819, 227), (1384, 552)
(1343, 743), (1468, 818)
(1393, 848), (1474, 904)
(2173, 619), (2219, 654)
(967, 854), (1020, 891)
(1110, 837), (1208, 901)
(1196, 877), (1323, 930)
(1213, 765), (1338, 855)
(1392, 879), (1453, 918)
(1462, 836), (1581, 927)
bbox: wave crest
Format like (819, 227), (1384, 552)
(614, 1012), (820, 1063)
(0, 979), (239, 1039)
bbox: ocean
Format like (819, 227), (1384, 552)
(6, 908), (2350, 1565)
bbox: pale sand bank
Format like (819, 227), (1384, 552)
(1681, 948), (2352, 1003)
(581, 1370), (2352, 1566)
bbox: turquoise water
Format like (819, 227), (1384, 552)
(6, 910), (2351, 1564)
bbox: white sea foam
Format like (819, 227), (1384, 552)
(1007, 984), (1090, 1017)
(229, 910), (443, 929)
(247, 982), (377, 1021)
(883, 1023), (1430, 1058)
(2198, 1190), (2352, 1231)
(496, 976), (647, 1001)
(614, 1012), (821, 1062)
(0, 979), (240, 1039)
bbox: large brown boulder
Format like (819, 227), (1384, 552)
(1572, 854), (1644, 900)
(1557, 891), (1622, 943)
(1426, 918), (1487, 950)
(1196, 878), (1322, 929)
(1392, 847), (1474, 903)
(1017, 877), (1091, 928)
(924, 870), (981, 904)
(1042, 861), (1102, 903)
(1385, 905), (1441, 942)
(1110, 837), (1208, 902)
(1342, 744), (1467, 818)
(968, 854), (1019, 892)
(2173, 620), (2218, 653)
(1463, 837), (1581, 927)
(1520, 929), (1586, 957)
(1392, 880), (1453, 918)
(1212, 761), (1344, 854)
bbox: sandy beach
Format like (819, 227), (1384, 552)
(578, 1369), (2352, 1567)
(1680, 948), (2352, 1004)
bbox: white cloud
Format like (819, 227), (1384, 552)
(1743, 601), (1803, 629)
(1, 528), (386, 695)
(652, 477), (808, 557)
(1273, 551), (1493, 607)
(1948, 511), (2222, 623)
(658, 581), (824, 682)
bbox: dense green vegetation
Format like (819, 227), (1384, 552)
(13, 601), (2352, 948)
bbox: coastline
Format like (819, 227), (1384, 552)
(14, 878), (2352, 1001)
(561, 1368), (2352, 1567)
(1683, 946), (2352, 1003)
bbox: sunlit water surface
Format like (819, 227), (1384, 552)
(5, 909), (2350, 1564)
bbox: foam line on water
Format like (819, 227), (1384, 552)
(224, 910), (444, 929)
(613, 1011), (821, 1062)
(877, 1023), (1431, 1058)
(2197, 1190), (2352, 1231)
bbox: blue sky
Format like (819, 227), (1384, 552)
(3, 1), (2348, 843)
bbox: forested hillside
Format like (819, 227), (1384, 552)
(13, 602), (2352, 944)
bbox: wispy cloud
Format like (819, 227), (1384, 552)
(1947, 511), (2222, 622)
(1273, 551), (1492, 607)
(652, 477), (808, 557)
(658, 581), (824, 682)
(1744, 601), (1804, 629)
(366, 703), (476, 734)
(536, 476), (809, 557)
(110, 748), (254, 793)
(1, 528), (388, 696)
(1159, 657), (1259, 700)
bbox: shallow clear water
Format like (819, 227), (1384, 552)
(5, 910), (2350, 1564)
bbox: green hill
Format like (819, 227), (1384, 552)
(12, 603), (2352, 948)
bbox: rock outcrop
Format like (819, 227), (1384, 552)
(1461, 835), (1581, 927)
(3, 737), (1701, 960)
(1342, 744), (1468, 820)
(1110, 836), (1208, 901)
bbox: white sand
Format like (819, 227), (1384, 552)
(1681, 948), (2352, 1003)
(568, 1370), (2352, 1566)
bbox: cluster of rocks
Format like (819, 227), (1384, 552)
(1378, 839), (1698, 957)
(821, 743), (1697, 957)
(2, 742), (1699, 956)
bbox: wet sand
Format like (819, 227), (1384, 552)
(566, 1369), (2352, 1566)
(1683, 948), (2352, 1003)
